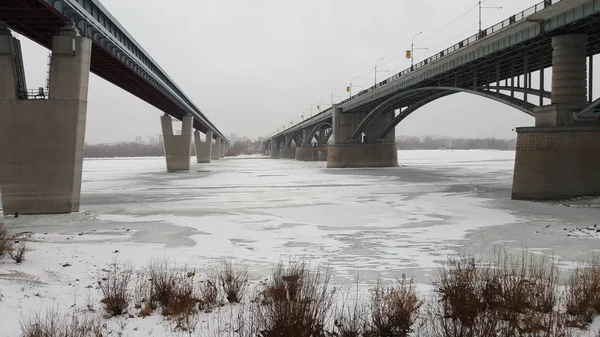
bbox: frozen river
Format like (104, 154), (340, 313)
(1, 150), (600, 336)
(3, 150), (599, 283)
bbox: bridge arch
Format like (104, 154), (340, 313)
(307, 122), (332, 145)
(349, 86), (537, 141)
(287, 132), (302, 147)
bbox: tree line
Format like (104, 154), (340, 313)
(84, 140), (263, 158)
(396, 136), (516, 150)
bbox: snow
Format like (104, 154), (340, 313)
(1, 150), (599, 336)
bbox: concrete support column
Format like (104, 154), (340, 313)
(270, 138), (280, 159)
(161, 115), (193, 172)
(535, 34), (588, 127)
(212, 136), (221, 160)
(194, 130), (212, 163)
(327, 107), (397, 168)
(219, 139), (225, 158)
(512, 34), (600, 200)
(0, 27), (92, 215)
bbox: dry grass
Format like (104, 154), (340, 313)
(199, 277), (220, 311)
(10, 242), (27, 263)
(0, 222), (14, 258)
(565, 255), (600, 328)
(431, 249), (565, 337)
(20, 307), (104, 337)
(147, 259), (200, 331)
(98, 262), (132, 317)
(333, 280), (370, 337)
(369, 275), (422, 337)
(219, 259), (248, 303)
(249, 259), (336, 337)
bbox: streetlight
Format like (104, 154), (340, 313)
(374, 57), (384, 86)
(409, 32), (423, 69)
(317, 96), (326, 112)
(478, 0), (502, 35)
(331, 88), (339, 106)
(348, 76), (359, 98)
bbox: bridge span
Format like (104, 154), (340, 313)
(0, 0), (228, 215)
(263, 0), (600, 201)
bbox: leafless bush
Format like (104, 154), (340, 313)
(250, 259), (336, 337)
(98, 262), (132, 317)
(148, 259), (200, 330)
(432, 249), (563, 337)
(10, 242), (27, 263)
(219, 259), (248, 303)
(20, 306), (104, 337)
(199, 277), (220, 311)
(369, 275), (422, 337)
(333, 280), (370, 337)
(0, 222), (14, 258)
(565, 255), (600, 328)
(132, 271), (151, 310)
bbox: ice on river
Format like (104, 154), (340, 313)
(1, 150), (599, 336)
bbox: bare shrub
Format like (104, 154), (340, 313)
(132, 271), (151, 310)
(565, 255), (600, 328)
(0, 222), (14, 258)
(10, 242), (27, 263)
(432, 249), (563, 337)
(98, 262), (132, 316)
(148, 259), (177, 307)
(20, 306), (104, 337)
(251, 259), (336, 337)
(333, 280), (370, 337)
(369, 275), (422, 337)
(148, 259), (200, 330)
(199, 277), (219, 311)
(219, 259), (248, 303)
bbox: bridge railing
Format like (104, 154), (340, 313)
(338, 0), (561, 106)
(270, 0), (562, 140)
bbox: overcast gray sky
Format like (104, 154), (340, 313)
(17, 0), (548, 144)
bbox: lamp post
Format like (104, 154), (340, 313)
(348, 76), (359, 98)
(374, 57), (384, 86)
(478, 0), (502, 35)
(410, 32), (423, 68)
(331, 88), (339, 106)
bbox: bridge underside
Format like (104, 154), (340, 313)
(0, 0), (211, 133)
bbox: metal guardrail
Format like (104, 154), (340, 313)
(342, 0), (560, 104)
(268, 0), (562, 140)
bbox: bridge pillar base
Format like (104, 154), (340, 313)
(512, 127), (600, 200)
(317, 147), (328, 161)
(0, 28), (91, 215)
(327, 143), (398, 168)
(211, 136), (221, 160)
(295, 147), (318, 161)
(194, 130), (212, 163)
(280, 147), (296, 159)
(161, 115), (193, 172)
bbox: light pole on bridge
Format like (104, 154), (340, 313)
(348, 76), (359, 98)
(478, 0), (502, 35)
(374, 57), (384, 86)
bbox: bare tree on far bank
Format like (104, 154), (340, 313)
(396, 136), (516, 150)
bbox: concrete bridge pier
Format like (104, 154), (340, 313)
(513, 34), (600, 200)
(279, 135), (295, 159)
(194, 130), (212, 163)
(327, 107), (398, 168)
(270, 138), (281, 159)
(161, 114), (193, 172)
(219, 139), (225, 158)
(0, 26), (91, 215)
(211, 136), (222, 160)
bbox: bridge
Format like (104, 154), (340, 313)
(263, 0), (600, 201)
(0, 0), (229, 215)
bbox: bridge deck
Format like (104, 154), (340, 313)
(0, 0), (226, 141)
